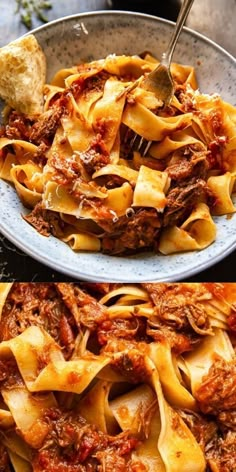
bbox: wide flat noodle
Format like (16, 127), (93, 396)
(10, 163), (43, 207)
(2, 387), (56, 446)
(159, 203), (216, 254)
(207, 172), (236, 215)
(110, 384), (166, 471)
(0, 326), (110, 394)
(149, 357), (206, 472)
(150, 129), (206, 159)
(91, 77), (127, 151)
(133, 165), (170, 211)
(77, 380), (116, 434)
(122, 101), (193, 141)
(183, 328), (234, 393)
(0, 139), (38, 182)
(148, 342), (196, 410)
(93, 163), (138, 183)
(7, 452), (31, 472)
(62, 231), (101, 251)
(0, 283), (13, 319)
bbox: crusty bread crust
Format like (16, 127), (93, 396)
(0, 34), (46, 115)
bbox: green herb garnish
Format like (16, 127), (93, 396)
(15, 0), (52, 29)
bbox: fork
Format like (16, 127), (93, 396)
(130, 0), (195, 155)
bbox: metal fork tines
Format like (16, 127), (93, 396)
(130, 133), (152, 156)
(129, 0), (194, 154)
(122, 126), (152, 157)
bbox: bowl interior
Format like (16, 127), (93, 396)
(0, 11), (235, 282)
(34, 11), (236, 104)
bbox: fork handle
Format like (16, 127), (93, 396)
(162, 0), (195, 67)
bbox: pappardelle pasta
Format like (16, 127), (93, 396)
(0, 281), (235, 471)
(0, 40), (235, 255)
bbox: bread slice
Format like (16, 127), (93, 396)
(0, 34), (46, 115)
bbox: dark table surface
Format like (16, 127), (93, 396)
(0, 0), (235, 281)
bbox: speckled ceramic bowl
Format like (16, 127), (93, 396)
(0, 11), (235, 281)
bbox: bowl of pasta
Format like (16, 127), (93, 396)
(0, 11), (235, 281)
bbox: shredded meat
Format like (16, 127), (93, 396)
(195, 358), (236, 416)
(97, 317), (149, 355)
(100, 208), (162, 255)
(218, 410), (236, 431)
(175, 84), (197, 112)
(0, 282), (108, 358)
(178, 409), (218, 449)
(55, 283), (108, 329)
(49, 153), (85, 186)
(32, 407), (138, 472)
(29, 102), (66, 145)
(79, 134), (110, 175)
(163, 145), (217, 228)
(166, 150), (209, 182)
(1, 99), (65, 148)
(80, 283), (117, 296)
(94, 451), (127, 472)
(2, 110), (32, 140)
(112, 350), (150, 384)
(143, 283), (212, 337)
(70, 71), (109, 101)
(0, 358), (23, 389)
(0, 283), (77, 358)
(23, 202), (65, 236)
(163, 178), (208, 227)
(206, 431), (236, 472)
(146, 323), (199, 355)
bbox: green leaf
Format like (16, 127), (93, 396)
(15, 0), (53, 29)
(21, 12), (32, 29)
